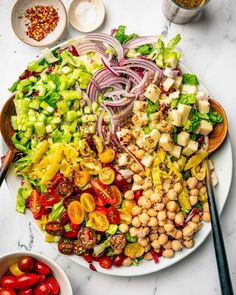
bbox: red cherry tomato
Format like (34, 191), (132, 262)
(48, 173), (64, 190)
(33, 261), (51, 275)
(56, 181), (73, 198)
(107, 206), (120, 224)
(58, 238), (74, 255)
(33, 282), (50, 295)
(18, 289), (33, 295)
(29, 190), (41, 219)
(1, 274), (39, 290)
(40, 193), (59, 207)
(45, 276), (60, 295)
(18, 256), (34, 273)
(69, 221), (80, 231)
(94, 196), (106, 207)
(45, 221), (64, 236)
(62, 196), (79, 209)
(98, 257), (112, 269)
(0, 288), (17, 295)
(114, 172), (128, 189)
(91, 179), (117, 205)
(109, 233), (126, 250)
(63, 230), (78, 239)
(78, 228), (97, 249)
(134, 190), (143, 203)
(40, 207), (52, 216)
(38, 275), (46, 283)
(95, 206), (108, 215)
(113, 254), (126, 267)
(83, 254), (93, 263)
(60, 211), (70, 225)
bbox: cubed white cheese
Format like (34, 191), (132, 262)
(211, 171), (219, 186)
(198, 100), (210, 114)
(163, 78), (175, 92)
(131, 113), (148, 127)
(163, 68), (178, 79)
(117, 153), (129, 166)
(181, 84), (197, 95)
(170, 109), (182, 126)
(177, 131), (190, 146)
(116, 129), (132, 145)
(165, 56), (178, 68)
(141, 155), (154, 168)
(198, 120), (213, 135)
(178, 103), (191, 125)
(169, 90), (180, 100)
(196, 91), (207, 100)
(133, 101), (147, 113)
(159, 133), (173, 152)
(150, 129), (161, 142)
(136, 129), (161, 151)
(182, 140), (198, 157)
(169, 144), (182, 158)
(132, 128), (144, 139)
(174, 76), (182, 89)
(144, 84), (161, 103)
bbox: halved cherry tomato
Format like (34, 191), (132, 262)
(123, 200), (136, 213)
(109, 233), (126, 250)
(56, 181), (73, 198)
(67, 201), (84, 225)
(80, 158), (102, 175)
(73, 241), (87, 255)
(29, 190), (41, 220)
(98, 257), (112, 269)
(107, 206), (120, 224)
(91, 179), (117, 205)
(89, 211), (109, 231)
(95, 206), (108, 215)
(69, 221), (80, 231)
(60, 211), (70, 225)
(80, 193), (95, 212)
(74, 171), (91, 188)
(45, 221), (64, 236)
(63, 230), (78, 239)
(58, 238), (74, 255)
(40, 194), (59, 207)
(49, 173), (64, 189)
(83, 254), (93, 263)
(94, 196), (106, 207)
(98, 148), (115, 164)
(114, 172), (128, 189)
(62, 196), (79, 209)
(110, 186), (122, 206)
(78, 228), (97, 249)
(113, 254), (126, 267)
(118, 209), (132, 224)
(40, 207), (52, 216)
(98, 167), (115, 185)
(124, 243), (145, 258)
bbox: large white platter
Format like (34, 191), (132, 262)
(5, 39), (233, 276)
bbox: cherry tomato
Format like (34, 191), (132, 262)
(40, 207), (52, 216)
(78, 228), (97, 249)
(33, 261), (51, 275)
(49, 173), (64, 189)
(110, 186), (122, 206)
(74, 171), (91, 188)
(91, 179), (117, 205)
(18, 289), (33, 295)
(134, 190), (143, 203)
(1, 274), (39, 290)
(63, 230), (78, 239)
(62, 196), (79, 209)
(89, 211), (110, 231)
(80, 158), (102, 175)
(117, 209), (132, 224)
(38, 275), (46, 283)
(40, 194), (59, 207)
(33, 282), (50, 295)
(109, 233), (126, 250)
(124, 243), (145, 258)
(73, 241), (87, 255)
(18, 256), (34, 273)
(98, 167), (115, 185)
(114, 172), (128, 189)
(67, 201), (84, 224)
(107, 206), (120, 224)
(95, 206), (108, 215)
(58, 238), (74, 255)
(83, 254), (93, 263)
(45, 221), (64, 236)
(0, 288), (16, 295)
(9, 263), (24, 276)
(29, 190), (41, 219)
(45, 276), (60, 295)
(113, 254), (126, 267)
(123, 200), (136, 213)
(94, 195), (106, 207)
(69, 221), (80, 231)
(56, 181), (73, 198)
(60, 211), (70, 225)
(98, 257), (112, 269)
(80, 193), (95, 212)
(98, 148), (115, 163)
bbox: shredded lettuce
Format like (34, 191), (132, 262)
(182, 73), (199, 85)
(114, 25), (138, 44)
(16, 181), (33, 214)
(9, 80), (20, 92)
(49, 201), (65, 220)
(171, 94), (196, 109)
(125, 233), (138, 243)
(137, 45), (152, 55)
(146, 99), (159, 115)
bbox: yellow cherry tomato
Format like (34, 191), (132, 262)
(118, 208), (132, 224)
(68, 201), (84, 224)
(80, 158), (102, 175)
(124, 243), (145, 259)
(123, 200), (136, 213)
(98, 148), (115, 163)
(99, 167), (115, 185)
(110, 185), (122, 206)
(74, 171), (91, 188)
(9, 262), (24, 276)
(80, 193), (95, 213)
(89, 211), (110, 231)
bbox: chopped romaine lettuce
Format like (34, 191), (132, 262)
(208, 111), (223, 124)
(182, 73), (199, 85)
(106, 224), (118, 235)
(114, 25), (138, 44)
(49, 201), (65, 220)
(16, 181), (33, 214)
(125, 233), (138, 243)
(146, 99), (159, 115)
(136, 45), (152, 55)
(171, 94), (196, 109)
(93, 239), (110, 256)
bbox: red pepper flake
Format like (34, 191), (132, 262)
(25, 5), (59, 42)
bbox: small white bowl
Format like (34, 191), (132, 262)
(0, 251), (73, 295)
(11, 0), (67, 47)
(69, 0), (105, 33)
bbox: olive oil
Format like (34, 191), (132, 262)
(175, 0), (205, 8)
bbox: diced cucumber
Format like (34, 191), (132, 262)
(35, 85), (47, 97)
(81, 114), (96, 122)
(29, 76), (38, 83)
(84, 106), (91, 114)
(29, 100), (40, 110)
(66, 110), (78, 122)
(47, 80), (56, 91)
(71, 68), (81, 80)
(34, 122), (46, 137)
(46, 125), (53, 133)
(25, 127), (33, 138)
(41, 72), (49, 83)
(51, 117), (62, 124)
(37, 113), (46, 122)
(60, 90), (81, 100)
(62, 66), (73, 75)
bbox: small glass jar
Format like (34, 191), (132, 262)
(162, 0), (211, 24)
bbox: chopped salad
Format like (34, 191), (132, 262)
(9, 26), (222, 269)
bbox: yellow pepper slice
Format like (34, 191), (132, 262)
(184, 151), (208, 171)
(178, 188), (191, 211)
(32, 140), (49, 164)
(151, 167), (162, 190)
(191, 160), (207, 181)
(167, 158), (182, 179)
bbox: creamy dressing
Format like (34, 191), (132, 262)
(75, 1), (98, 27)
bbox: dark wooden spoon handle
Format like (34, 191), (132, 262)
(206, 161), (234, 295)
(0, 149), (15, 186)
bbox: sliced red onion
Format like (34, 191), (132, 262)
(104, 97), (132, 107)
(104, 89), (135, 98)
(163, 68), (179, 79)
(113, 67), (142, 83)
(130, 71), (149, 94)
(102, 58), (119, 76)
(122, 145), (145, 171)
(151, 248), (159, 264)
(124, 36), (157, 50)
(122, 58), (161, 74)
(185, 208), (201, 222)
(99, 77), (130, 89)
(152, 71), (159, 84)
(111, 102), (134, 123)
(97, 109), (105, 141)
(77, 42), (108, 60)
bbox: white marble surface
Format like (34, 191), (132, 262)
(0, 0), (236, 294)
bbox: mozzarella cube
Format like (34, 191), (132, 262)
(133, 101), (147, 113)
(144, 84), (161, 103)
(198, 100), (210, 114)
(174, 76), (182, 89)
(177, 131), (190, 146)
(196, 91), (207, 100)
(178, 103), (191, 125)
(117, 153), (129, 166)
(181, 84), (197, 95)
(169, 144), (182, 158)
(182, 140), (198, 157)
(150, 129), (161, 142)
(163, 78), (175, 92)
(141, 155), (154, 168)
(169, 90), (180, 100)
(159, 133), (173, 152)
(170, 109), (182, 126)
(198, 120), (213, 135)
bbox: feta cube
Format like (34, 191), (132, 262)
(174, 76), (182, 89)
(116, 129), (132, 144)
(169, 144), (182, 158)
(182, 140), (198, 157)
(144, 84), (161, 103)
(178, 103), (191, 125)
(159, 133), (173, 152)
(141, 155), (154, 168)
(132, 113), (148, 126)
(150, 129), (161, 142)
(163, 78), (175, 92)
(177, 131), (190, 146)
(196, 91), (207, 100)
(117, 153), (129, 166)
(211, 171), (219, 186)
(198, 120), (213, 135)
(198, 100), (210, 114)
(133, 101), (147, 113)
(170, 109), (182, 126)
(136, 129), (160, 151)
(163, 68), (178, 79)
(181, 84), (197, 95)
(169, 90), (180, 100)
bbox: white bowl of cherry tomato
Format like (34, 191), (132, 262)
(0, 252), (73, 295)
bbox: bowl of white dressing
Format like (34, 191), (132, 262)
(68, 0), (105, 33)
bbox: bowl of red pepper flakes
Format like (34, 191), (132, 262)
(11, 0), (67, 47)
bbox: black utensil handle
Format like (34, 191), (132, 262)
(206, 162), (234, 295)
(0, 149), (15, 187)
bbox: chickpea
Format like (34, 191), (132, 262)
(151, 240), (160, 249)
(131, 205), (142, 216)
(149, 233), (158, 241)
(187, 177), (198, 189)
(167, 211), (176, 220)
(163, 180), (171, 192)
(197, 182), (203, 189)
(162, 196), (170, 205)
(191, 214), (200, 223)
(137, 226), (150, 238)
(132, 216), (141, 228)
(166, 201), (177, 212)
(189, 195), (198, 206)
(168, 229), (177, 238)
(173, 182), (182, 193)
(158, 233), (168, 245)
(172, 240), (183, 251)
(163, 240), (172, 250)
(147, 208), (157, 217)
(163, 249), (174, 258)
(190, 188), (199, 196)
(139, 212), (150, 225)
(139, 171), (145, 177)
(124, 190), (134, 200)
(129, 227), (138, 237)
(148, 217), (158, 227)
(150, 192), (162, 203)
(158, 226), (165, 234)
(202, 212), (210, 222)
(143, 226), (150, 236)
(142, 180), (152, 190)
(150, 226), (159, 233)
(153, 203), (165, 211)
(203, 202), (209, 212)
(164, 223), (175, 232)
(139, 197), (152, 210)
(144, 252), (153, 260)
(175, 230), (183, 240)
(167, 189), (178, 201)
(133, 174), (143, 185)
(135, 149), (145, 160)
(131, 163), (142, 173)
(159, 220), (167, 226)
(200, 186), (206, 194)
(183, 226), (194, 237)
(138, 237), (149, 247)
(144, 244), (151, 252)
(188, 221), (198, 233)
(143, 189), (153, 199)
(175, 213), (184, 225)
(122, 257), (133, 266)
(183, 239), (194, 249)
(157, 210), (167, 221)
(119, 223), (129, 233)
